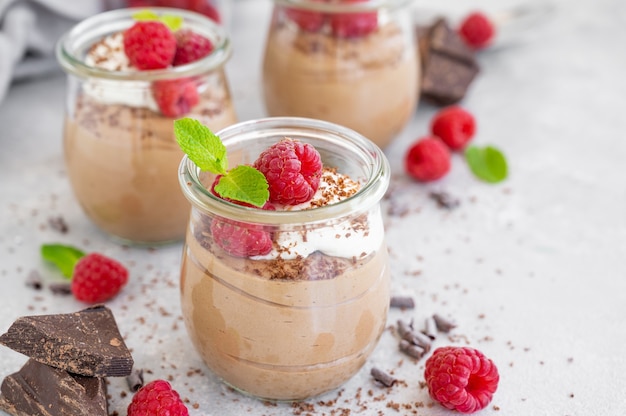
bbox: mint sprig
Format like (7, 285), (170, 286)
(132, 10), (183, 31)
(464, 145), (508, 183)
(174, 118), (270, 207)
(41, 243), (86, 279)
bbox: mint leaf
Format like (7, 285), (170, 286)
(215, 165), (270, 208)
(465, 145), (508, 183)
(160, 15), (183, 31)
(41, 244), (85, 279)
(132, 9), (159, 21)
(174, 118), (227, 175)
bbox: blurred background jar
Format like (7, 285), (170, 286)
(56, 7), (236, 244)
(262, 0), (418, 149)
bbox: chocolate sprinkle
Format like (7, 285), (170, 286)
(390, 296), (415, 309)
(126, 368), (144, 393)
(433, 313), (457, 333)
(429, 191), (461, 210)
(48, 282), (72, 296)
(370, 368), (397, 387)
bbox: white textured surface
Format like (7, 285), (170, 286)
(1, 0), (626, 415)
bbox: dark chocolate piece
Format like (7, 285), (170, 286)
(390, 296), (415, 309)
(417, 18), (480, 105)
(433, 313), (457, 333)
(0, 305), (133, 377)
(0, 359), (108, 416)
(370, 367), (397, 387)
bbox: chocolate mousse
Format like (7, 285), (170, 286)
(262, 9), (418, 148)
(58, 9), (237, 243)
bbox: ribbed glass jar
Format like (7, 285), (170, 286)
(56, 7), (236, 244)
(178, 117), (391, 400)
(262, 0), (418, 148)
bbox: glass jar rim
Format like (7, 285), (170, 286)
(272, 0), (413, 12)
(179, 117), (391, 226)
(56, 7), (231, 81)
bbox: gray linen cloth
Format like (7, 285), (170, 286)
(0, 0), (103, 103)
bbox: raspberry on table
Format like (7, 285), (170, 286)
(123, 21), (176, 70)
(152, 78), (200, 117)
(458, 11), (495, 50)
(404, 136), (451, 182)
(71, 253), (129, 303)
(173, 29), (214, 66)
(127, 379), (189, 416)
(424, 346), (499, 413)
(253, 138), (323, 205)
(330, 0), (378, 38)
(431, 106), (476, 151)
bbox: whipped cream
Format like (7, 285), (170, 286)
(83, 32), (159, 112)
(252, 169), (385, 260)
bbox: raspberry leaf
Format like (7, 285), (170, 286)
(215, 165), (270, 208)
(41, 244), (86, 279)
(174, 118), (227, 175)
(465, 145), (508, 183)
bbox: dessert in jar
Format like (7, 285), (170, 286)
(56, 7), (237, 244)
(177, 117), (391, 400)
(262, 0), (418, 148)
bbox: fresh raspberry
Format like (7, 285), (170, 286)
(458, 11), (495, 50)
(126, 0), (221, 22)
(123, 21), (176, 70)
(404, 137), (451, 182)
(173, 29), (214, 66)
(253, 138), (323, 205)
(329, 0), (378, 38)
(210, 218), (273, 257)
(152, 78), (199, 117)
(424, 346), (499, 413)
(71, 253), (129, 303)
(127, 379), (188, 416)
(284, 0), (326, 32)
(431, 106), (476, 151)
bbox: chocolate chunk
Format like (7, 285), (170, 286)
(0, 359), (108, 416)
(433, 313), (457, 333)
(417, 18), (480, 105)
(399, 339), (425, 360)
(429, 191), (460, 210)
(390, 296), (415, 309)
(126, 368), (144, 392)
(0, 305), (133, 377)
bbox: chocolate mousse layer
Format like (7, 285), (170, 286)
(180, 219), (390, 400)
(263, 22), (418, 148)
(64, 77), (237, 243)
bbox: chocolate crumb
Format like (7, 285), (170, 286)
(390, 296), (415, 309)
(126, 368), (144, 392)
(25, 270), (43, 290)
(48, 215), (69, 233)
(429, 191), (460, 210)
(49, 282), (72, 295)
(433, 313), (457, 333)
(370, 367), (397, 387)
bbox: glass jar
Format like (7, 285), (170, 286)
(56, 7), (237, 244)
(262, 0), (418, 149)
(178, 117), (391, 400)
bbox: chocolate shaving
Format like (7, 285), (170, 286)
(429, 191), (460, 210)
(25, 270), (43, 290)
(48, 282), (72, 296)
(399, 339), (425, 360)
(47, 216), (69, 234)
(370, 367), (397, 387)
(390, 296), (415, 309)
(423, 316), (438, 340)
(433, 313), (457, 333)
(397, 319), (432, 352)
(126, 368), (144, 392)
